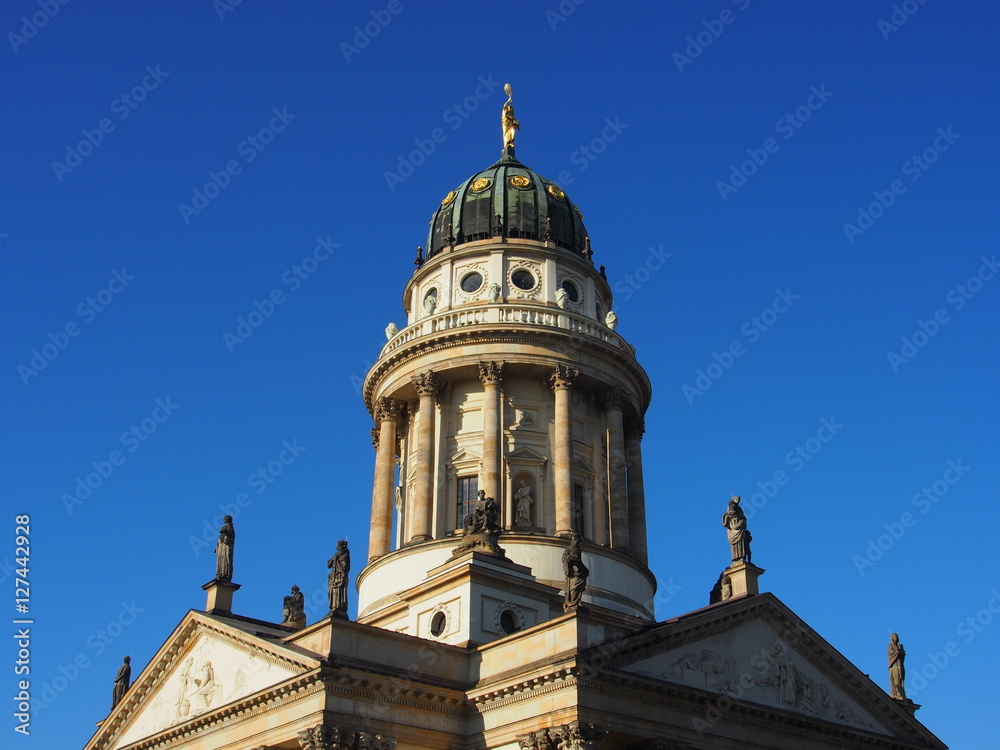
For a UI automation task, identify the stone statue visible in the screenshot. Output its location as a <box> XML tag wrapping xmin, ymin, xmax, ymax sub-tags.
<box><xmin>555</xmin><ymin>287</ymin><xmax>569</xmax><ymax>309</ymax></box>
<box><xmin>502</xmin><ymin>83</ymin><xmax>520</xmax><ymax>149</ymax></box>
<box><xmin>888</xmin><ymin>633</ymin><xmax>906</xmax><ymax>700</ymax></box>
<box><xmin>466</xmin><ymin>489</ymin><xmax>502</xmax><ymax>535</ymax></box>
<box><xmin>605</xmin><ymin>310</ymin><xmax>618</xmax><ymax>330</ymax></box>
<box><xmin>112</xmin><ymin>656</ymin><xmax>131</xmax><ymax>708</ymax></box>
<box><xmin>488</xmin><ymin>282</ymin><xmax>501</xmax><ymax>302</ymax></box>
<box><xmin>562</xmin><ymin>533</ymin><xmax>589</xmax><ymax>611</ymax></box>
<box><xmin>722</xmin><ymin>496</ymin><xmax>752</xmax><ymax>564</ymax></box>
<box><xmin>514</xmin><ymin>480</ymin><xmax>533</xmax><ymax>525</ymax></box>
<box><xmin>281</xmin><ymin>585</ymin><xmax>306</xmax><ymax>629</ymax></box>
<box><xmin>328</xmin><ymin>540</ymin><xmax>351</xmax><ymax>618</ymax></box>
<box><xmin>215</xmin><ymin>515</ymin><xmax>235</xmax><ymax>581</ymax></box>
<box><xmin>384</xmin><ymin>322</ymin><xmax>398</xmax><ymax>341</ymax></box>
<box><xmin>423</xmin><ymin>293</ymin><xmax>437</xmax><ymax>315</ymax></box>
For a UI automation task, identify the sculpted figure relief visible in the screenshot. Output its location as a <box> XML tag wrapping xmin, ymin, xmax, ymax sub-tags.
<box><xmin>112</xmin><ymin>656</ymin><xmax>131</xmax><ymax>708</ymax></box>
<box><xmin>722</xmin><ymin>496</ymin><xmax>752</xmax><ymax>564</ymax></box>
<box><xmin>562</xmin><ymin>533</ymin><xmax>589</xmax><ymax>611</ymax></box>
<box><xmin>215</xmin><ymin>515</ymin><xmax>235</xmax><ymax>581</ymax></box>
<box><xmin>465</xmin><ymin>489</ymin><xmax>502</xmax><ymax>535</ymax></box>
<box><xmin>328</xmin><ymin>540</ymin><xmax>351</xmax><ymax>618</ymax></box>
<box><xmin>513</xmin><ymin>480</ymin><xmax>533</xmax><ymax>525</ymax></box>
<box><xmin>282</xmin><ymin>585</ymin><xmax>306</xmax><ymax>629</ymax></box>
<box><xmin>888</xmin><ymin>633</ymin><xmax>906</xmax><ymax>700</ymax></box>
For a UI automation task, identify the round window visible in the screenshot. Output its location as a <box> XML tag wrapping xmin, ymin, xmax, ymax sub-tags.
<box><xmin>430</xmin><ymin>611</ymin><xmax>447</xmax><ymax>637</ymax></box>
<box><xmin>511</xmin><ymin>270</ymin><xmax>536</xmax><ymax>291</ymax></box>
<box><xmin>461</xmin><ymin>272</ymin><xmax>484</xmax><ymax>293</ymax></box>
<box><xmin>561</xmin><ymin>279</ymin><xmax>580</xmax><ymax>303</ymax></box>
<box><xmin>498</xmin><ymin>609</ymin><xmax>521</xmax><ymax>635</ymax></box>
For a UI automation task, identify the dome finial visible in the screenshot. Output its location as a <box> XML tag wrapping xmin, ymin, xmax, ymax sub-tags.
<box><xmin>502</xmin><ymin>83</ymin><xmax>520</xmax><ymax>153</ymax></box>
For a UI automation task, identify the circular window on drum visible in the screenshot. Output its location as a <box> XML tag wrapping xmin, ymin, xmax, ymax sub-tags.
<box><xmin>511</xmin><ymin>269</ymin><xmax>536</xmax><ymax>291</ymax></box>
<box><xmin>561</xmin><ymin>279</ymin><xmax>580</xmax><ymax>303</ymax></box>
<box><xmin>460</xmin><ymin>271</ymin><xmax>484</xmax><ymax>293</ymax></box>
<box><xmin>494</xmin><ymin>603</ymin><xmax>525</xmax><ymax>636</ymax></box>
<box><xmin>429</xmin><ymin>609</ymin><xmax>448</xmax><ymax>638</ymax></box>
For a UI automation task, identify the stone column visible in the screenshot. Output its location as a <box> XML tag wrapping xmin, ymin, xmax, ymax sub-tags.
<box><xmin>369</xmin><ymin>398</ymin><xmax>401</xmax><ymax>561</ymax></box>
<box><xmin>479</xmin><ymin>361</ymin><xmax>505</xmax><ymax>502</ymax></box>
<box><xmin>549</xmin><ymin>365</ymin><xmax>579</xmax><ymax>537</ymax></box>
<box><xmin>410</xmin><ymin>371</ymin><xmax>441</xmax><ymax>541</ymax></box>
<box><xmin>605</xmin><ymin>387</ymin><xmax>630</xmax><ymax>550</ymax></box>
<box><xmin>625</xmin><ymin>417</ymin><xmax>648</xmax><ymax>565</ymax></box>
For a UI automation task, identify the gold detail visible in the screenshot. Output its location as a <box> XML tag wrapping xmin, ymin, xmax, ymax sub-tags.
<box><xmin>441</xmin><ymin>191</ymin><xmax>456</xmax><ymax>206</ymax></box>
<box><xmin>574</xmin><ymin>204</ymin><xmax>584</xmax><ymax>220</ymax></box>
<box><xmin>471</xmin><ymin>178</ymin><xmax>491</xmax><ymax>192</ymax></box>
<box><xmin>502</xmin><ymin>83</ymin><xmax>520</xmax><ymax>149</ymax></box>
<box><xmin>547</xmin><ymin>184</ymin><xmax>566</xmax><ymax>200</ymax></box>
<box><xmin>509</xmin><ymin>175</ymin><xmax>531</xmax><ymax>189</ymax></box>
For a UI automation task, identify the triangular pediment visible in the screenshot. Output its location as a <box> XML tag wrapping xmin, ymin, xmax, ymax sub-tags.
<box><xmin>87</xmin><ymin>611</ymin><xmax>320</xmax><ymax>750</ymax></box>
<box><xmin>608</xmin><ymin>594</ymin><xmax>945</xmax><ymax>749</ymax></box>
<box><xmin>506</xmin><ymin>446</ymin><xmax>546</xmax><ymax>462</ymax></box>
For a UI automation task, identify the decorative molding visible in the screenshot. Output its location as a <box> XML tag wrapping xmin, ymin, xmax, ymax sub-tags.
<box><xmin>412</xmin><ymin>371</ymin><xmax>443</xmax><ymax>398</ymax></box>
<box><xmin>374</xmin><ymin>398</ymin><xmax>403</xmax><ymax>423</ymax></box>
<box><xmin>517</xmin><ymin>721</ymin><xmax>608</xmax><ymax>750</ymax></box>
<box><xmin>549</xmin><ymin>364</ymin><xmax>580</xmax><ymax>390</ymax></box>
<box><xmin>603</xmin><ymin>386</ymin><xmax>630</xmax><ymax>410</ymax></box>
<box><xmin>297</xmin><ymin>724</ymin><xmax>397</xmax><ymax>750</ymax></box>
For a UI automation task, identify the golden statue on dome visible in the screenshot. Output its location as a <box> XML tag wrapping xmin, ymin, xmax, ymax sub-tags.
<box><xmin>502</xmin><ymin>83</ymin><xmax>520</xmax><ymax>149</ymax></box>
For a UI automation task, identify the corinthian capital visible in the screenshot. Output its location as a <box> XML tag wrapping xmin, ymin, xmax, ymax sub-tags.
<box><xmin>548</xmin><ymin>364</ymin><xmax>580</xmax><ymax>390</ymax></box>
<box><xmin>603</xmin><ymin>386</ymin><xmax>629</xmax><ymax>411</ymax></box>
<box><xmin>478</xmin><ymin>360</ymin><xmax>506</xmax><ymax>385</ymax></box>
<box><xmin>374</xmin><ymin>398</ymin><xmax>403</xmax><ymax>423</ymax></box>
<box><xmin>297</xmin><ymin>725</ymin><xmax>342</xmax><ymax>750</ymax></box>
<box><xmin>412</xmin><ymin>371</ymin><xmax>443</xmax><ymax>398</ymax></box>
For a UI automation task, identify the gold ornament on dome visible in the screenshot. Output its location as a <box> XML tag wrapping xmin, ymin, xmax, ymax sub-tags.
<box><xmin>547</xmin><ymin>184</ymin><xmax>566</xmax><ymax>200</ymax></box>
<box><xmin>441</xmin><ymin>190</ymin><xmax>456</xmax><ymax>206</ymax></box>
<box><xmin>508</xmin><ymin>175</ymin><xmax>531</xmax><ymax>189</ymax></box>
<box><xmin>574</xmin><ymin>204</ymin><xmax>584</xmax><ymax>219</ymax></box>
<box><xmin>502</xmin><ymin>83</ymin><xmax>520</xmax><ymax>149</ymax></box>
<box><xmin>471</xmin><ymin>177</ymin><xmax>491</xmax><ymax>192</ymax></box>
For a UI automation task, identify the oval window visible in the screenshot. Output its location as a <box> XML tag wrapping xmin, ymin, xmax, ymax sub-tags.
<box><xmin>499</xmin><ymin>609</ymin><xmax>521</xmax><ymax>635</ymax></box>
<box><xmin>461</xmin><ymin>272</ymin><xmax>484</xmax><ymax>293</ymax></box>
<box><xmin>511</xmin><ymin>270</ymin><xmax>536</xmax><ymax>291</ymax></box>
<box><xmin>561</xmin><ymin>279</ymin><xmax>580</xmax><ymax>302</ymax></box>
<box><xmin>430</xmin><ymin>611</ymin><xmax>447</xmax><ymax>637</ymax></box>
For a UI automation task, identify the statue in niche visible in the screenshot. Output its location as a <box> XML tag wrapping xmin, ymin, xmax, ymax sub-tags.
<box><xmin>215</xmin><ymin>515</ymin><xmax>235</xmax><ymax>581</ymax></box>
<box><xmin>722</xmin><ymin>496</ymin><xmax>752</xmax><ymax>564</ymax></box>
<box><xmin>384</xmin><ymin>322</ymin><xmax>398</xmax><ymax>341</ymax></box>
<box><xmin>888</xmin><ymin>633</ymin><xmax>906</xmax><ymax>700</ymax></box>
<box><xmin>605</xmin><ymin>310</ymin><xmax>618</xmax><ymax>330</ymax></box>
<box><xmin>328</xmin><ymin>540</ymin><xmax>351</xmax><ymax>618</ymax></box>
<box><xmin>514</xmin><ymin>480</ymin><xmax>533</xmax><ymax>525</ymax></box>
<box><xmin>111</xmin><ymin>656</ymin><xmax>131</xmax><ymax>708</ymax></box>
<box><xmin>281</xmin><ymin>585</ymin><xmax>306</xmax><ymax>629</ymax></box>
<box><xmin>562</xmin><ymin>533</ymin><xmax>589</xmax><ymax>611</ymax></box>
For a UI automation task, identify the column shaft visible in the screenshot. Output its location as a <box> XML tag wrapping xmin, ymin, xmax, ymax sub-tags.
<box><xmin>479</xmin><ymin>362</ymin><xmax>504</xmax><ymax>502</ymax></box>
<box><xmin>410</xmin><ymin>372</ymin><xmax>439</xmax><ymax>541</ymax></box>
<box><xmin>550</xmin><ymin>366</ymin><xmax>578</xmax><ymax>537</ymax></box>
<box><xmin>369</xmin><ymin>400</ymin><xmax>399</xmax><ymax>560</ymax></box>
<box><xmin>626</xmin><ymin>424</ymin><xmax>648</xmax><ymax>564</ymax></box>
<box><xmin>606</xmin><ymin>389</ymin><xmax>629</xmax><ymax>549</ymax></box>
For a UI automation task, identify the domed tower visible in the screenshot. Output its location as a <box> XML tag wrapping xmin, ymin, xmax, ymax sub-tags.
<box><xmin>358</xmin><ymin>87</ymin><xmax>654</xmax><ymax>644</ymax></box>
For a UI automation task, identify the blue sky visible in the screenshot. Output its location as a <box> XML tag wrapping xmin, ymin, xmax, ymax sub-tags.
<box><xmin>3</xmin><ymin>1</ymin><xmax>998</xmax><ymax>747</ymax></box>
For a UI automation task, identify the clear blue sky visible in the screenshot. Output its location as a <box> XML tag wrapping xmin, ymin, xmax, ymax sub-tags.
<box><xmin>4</xmin><ymin>1</ymin><xmax>997</xmax><ymax>747</ymax></box>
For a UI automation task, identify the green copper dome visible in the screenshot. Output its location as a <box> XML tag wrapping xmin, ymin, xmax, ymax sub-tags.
<box><xmin>425</xmin><ymin>148</ymin><xmax>591</xmax><ymax>261</ymax></box>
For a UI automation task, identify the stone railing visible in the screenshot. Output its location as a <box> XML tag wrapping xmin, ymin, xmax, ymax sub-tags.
<box><xmin>380</xmin><ymin>305</ymin><xmax>635</xmax><ymax>358</ymax></box>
